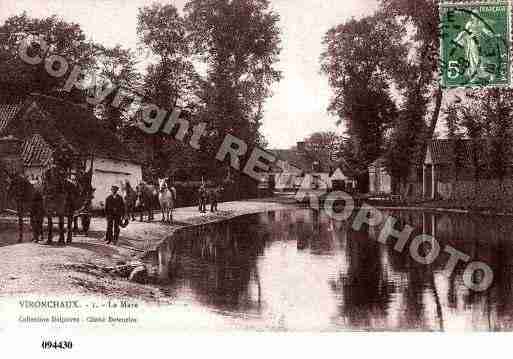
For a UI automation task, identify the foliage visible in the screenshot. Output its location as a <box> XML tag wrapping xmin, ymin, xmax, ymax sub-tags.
<box><xmin>380</xmin><ymin>0</ymin><xmax>442</xmax><ymax>138</ymax></box>
<box><xmin>138</xmin><ymin>3</ymin><xmax>198</xmax><ymax>108</ymax></box>
<box><xmin>0</xmin><ymin>12</ymin><xmax>97</xmax><ymax>98</ymax></box>
<box><xmin>185</xmin><ymin>0</ymin><xmax>281</xmax><ymax>145</ymax></box>
<box><xmin>448</xmin><ymin>89</ymin><xmax>513</xmax><ymax>182</ymax></box>
<box><xmin>184</xmin><ymin>0</ymin><xmax>282</xmax><ymax>189</ymax></box>
<box><xmin>299</xmin><ymin>131</ymin><xmax>342</xmax><ymax>171</ymax></box>
<box><xmin>378</xmin><ymin>0</ymin><xmax>444</xmax><ymax>188</ymax></box>
<box><xmin>94</xmin><ymin>44</ymin><xmax>142</xmax><ymax>131</ymax></box>
<box><xmin>321</xmin><ymin>14</ymin><xmax>403</xmax><ymax>175</ymax></box>
<box><xmin>134</xmin><ymin>3</ymin><xmax>199</xmax><ymax>178</ymax></box>
<box><xmin>1</xmin><ymin>3</ymin><xmax>281</xmax><ymax>196</ymax></box>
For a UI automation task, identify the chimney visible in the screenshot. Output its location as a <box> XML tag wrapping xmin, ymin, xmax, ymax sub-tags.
<box><xmin>297</xmin><ymin>141</ymin><xmax>305</xmax><ymax>152</ymax></box>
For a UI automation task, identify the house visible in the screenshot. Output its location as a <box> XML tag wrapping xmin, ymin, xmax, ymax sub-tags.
<box><xmin>369</xmin><ymin>158</ymin><xmax>392</xmax><ymax>195</ymax></box>
<box><xmin>423</xmin><ymin>138</ymin><xmax>513</xmax><ymax>200</ymax></box>
<box><xmin>269</xmin><ymin>144</ymin><xmax>356</xmax><ymax>192</ymax></box>
<box><xmin>0</xmin><ymin>93</ymin><xmax>143</xmax><ymax>210</ymax></box>
<box><xmin>268</xmin><ymin>148</ymin><xmax>309</xmax><ymax>190</ymax></box>
<box><xmin>327</xmin><ymin>165</ymin><xmax>357</xmax><ymax>192</ymax></box>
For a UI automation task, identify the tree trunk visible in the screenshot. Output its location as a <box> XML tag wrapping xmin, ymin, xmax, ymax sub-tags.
<box><xmin>427</xmin><ymin>86</ymin><xmax>443</xmax><ymax>139</ymax></box>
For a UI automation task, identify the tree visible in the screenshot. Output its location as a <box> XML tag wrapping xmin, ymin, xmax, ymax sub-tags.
<box><xmin>185</xmin><ymin>0</ymin><xmax>282</xmax><ymax>193</ymax></box>
<box><xmin>456</xmin><ymin>102</ymin><xmax>486</xmax><ymax>191</ymax></box>
<box><xmin>448</xmin><ymin>89</ymin><xmax>513</xmax><ymax>202</ymax></box>
<box><xmin>445</xmin><ymin>104</ymin><xmax>463</xmax><ymax>140</ymax></box>
<box><xmin>94</xmin><ymin>44</ymin><xmax>142</xmax><ymax>132</ymax></box>
<box><xmin>444</xmin><ymin>104</ymin><xmax>465</xmax><ymax>191</ymax></box>
<box><xmin>321</xmin><ymin>14</ymin><xmax>404</xmax><ymax>187</ymax></box>
<box><xmin>185</xmin><ymin>0</ymin><xmax>281</xmax><ymax>145</ymax></box>
<box><xmin>384</xmin><ymin>110</ymin><xmax>427</xmax><ymax>189</ymax></box>
<box><xmin>380</xmin><ymin>0</ymin><xmax>443</xmax><ymax>140</ymax></box>
<box><xmin>377</xmin><ymin>0</ymin><xmax>445</xmax><ymax>194</ymax></box>
<box><xmin>474</xmin><ymin>89</ymin><xmax>513</xmax><ymax>185</ymax></box>
<box><xmin>138</xmin><ymin>3</ymin><xmax>197</xmax><ymax>108</ymax></box>
<box><xmin>299</xmin><ymin>131</ymin><xmax>342</xmax><ymax>171</ymax></box>
<box><xmin>136</xmin><ymin>3</ymin><xmax>198</xmax><ymax>178</ymax></box>
<box><xmin>0</xmin><ymin>12</ymin><xmax>97</xmax><ymax>98</ymax></box>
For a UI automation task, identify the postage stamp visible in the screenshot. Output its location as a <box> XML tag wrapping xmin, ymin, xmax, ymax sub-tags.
<box><xmin>440</xmin><ymin>1</ymin><xmax>511</xmax><ymax>88</ymax></box>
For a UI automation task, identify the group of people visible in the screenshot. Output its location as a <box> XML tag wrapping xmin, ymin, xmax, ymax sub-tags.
<box><xmin>104</xmin><ymin>180</ymin><xmax>224</xmax><ymax>244</ymax></box>
<box><xmin>198</xmin><ymin>183</ymin><xmax>223</xmax><ymax>213</ymax></box>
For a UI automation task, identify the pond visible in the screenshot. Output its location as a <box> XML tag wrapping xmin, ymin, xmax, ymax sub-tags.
<box><xmin>152</xmin><ymin>209</ymin><xmax>513</xmax><ymax>331</ymax></box>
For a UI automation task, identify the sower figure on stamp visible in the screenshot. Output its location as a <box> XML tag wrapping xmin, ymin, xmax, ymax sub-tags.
<box><xmin>105</xmin><ymin>185</ymin><xmax>125</xmax><ymax>244</ymax></box>
<box><xmin>453</xmin><ymin>16</ymin><xmax>496</xmax><ymax>82</ymax></box>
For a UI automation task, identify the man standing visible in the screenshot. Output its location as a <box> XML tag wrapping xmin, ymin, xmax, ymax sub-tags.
<box><xmin>105</xmin><ymin>185</ymin><xmax>125</xmax><ymax>244</ymax></box>
<box><xmin>30</xmin><ymin>189</ymin><xmax>45</xmax><ymax>243</ymax></box>
<box><xmin>198</xmin><ymin>183</ymin><xmax>207</xmax><ymax>213</ymax></box>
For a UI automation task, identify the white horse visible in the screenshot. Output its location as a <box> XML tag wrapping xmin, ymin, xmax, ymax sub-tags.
<box><xmin>158</xmin><ymin>178</ymin><xmax>176</xmax><ymax>223</ymax></box>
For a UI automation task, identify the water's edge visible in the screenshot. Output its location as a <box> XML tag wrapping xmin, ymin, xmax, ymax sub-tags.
<box><xmin>138</xmin><ymin>205</ymin><xmax>296</xmax><ymax>263</ymax></box>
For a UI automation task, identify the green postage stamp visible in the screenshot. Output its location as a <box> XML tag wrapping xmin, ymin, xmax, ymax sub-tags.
<box><xmin>440</xmin><ymin>1</ymin><xmax>511</xmax><ymax>88</ymax></box>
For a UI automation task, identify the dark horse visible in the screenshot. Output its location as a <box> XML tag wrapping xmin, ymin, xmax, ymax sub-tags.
<box><xmin>207</xmin><ymin>185</ymin><xmax>224</xmax><ymax>212</ymax></box>
<box><xmin>39</xmin><ymin>166</ymin><xmax>94</xmax><ymax>245</ymax></box>
<box><xmin>135</xmin><ymin>182</ymin><xmax>158</xmax><ymax>222</ymax></box>
<box><xmin>3</xmin><ymin>167</ymin><xmax>42</xmax><ymax>243</ymax></box>
<box><xmin>121</xmin><ymin>180</ymin><xmax>137</xmax><ymax>221</ymax></box>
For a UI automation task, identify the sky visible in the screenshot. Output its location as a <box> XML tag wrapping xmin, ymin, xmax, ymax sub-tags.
<box><xmin>0</xmin><ymin>0</ymin><xmax>379</xmax><ymax>149</ymax></box>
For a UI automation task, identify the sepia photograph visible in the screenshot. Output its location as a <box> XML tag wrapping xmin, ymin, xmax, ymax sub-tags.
<box><xmin>0</xmin><ymin>0</ymin><xmax>512</xmax><ymax>354</ymax></box>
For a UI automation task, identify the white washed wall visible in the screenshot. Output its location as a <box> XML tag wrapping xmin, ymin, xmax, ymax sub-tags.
<box><xmin>23</xmin><ymin>158</ymin><xmax>142</xmax><ymax>210</ymax></box>
<box><xmin>89</xmin><ymin>157</ymin><xmax>142</xmax><ymax>210</ymax></box>
<box><xmin>369</xmin><ymin>165</ymin><xmax>392</xmax><ymax>194</ymax></box>
<box><xmin>25</xmin><ymin>166</ymin><xmax>44</xmax><ymax>181</ymax></box>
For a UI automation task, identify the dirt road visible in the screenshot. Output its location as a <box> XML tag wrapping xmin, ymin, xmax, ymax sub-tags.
<box><xmin>0</xmin><ymin>201</ymin><xmax>293</xmax><ymax>301</ymax></box>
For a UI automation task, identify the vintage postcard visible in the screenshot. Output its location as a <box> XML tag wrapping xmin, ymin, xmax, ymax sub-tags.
<box><xmin>1</xmin><ymin>0</ymin><xmax>513</xmax><ymax>356</ymax></box>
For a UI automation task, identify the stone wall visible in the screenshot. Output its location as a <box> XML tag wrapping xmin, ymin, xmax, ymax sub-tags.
<box><xmin>437</xmin><ymin>179</ymin><xmax>513</xmax><ymax>204</ymax></box>
<box><xmin>400</xmin><ymin>181</ymin><xmax>423</xmax><ymax>199</ymax></box>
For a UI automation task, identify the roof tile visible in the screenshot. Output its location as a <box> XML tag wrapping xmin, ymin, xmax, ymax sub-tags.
<box><xmin>0</xmin><ymin>94</ymin><xmax>138</xmax><ymax>163</ymax></box>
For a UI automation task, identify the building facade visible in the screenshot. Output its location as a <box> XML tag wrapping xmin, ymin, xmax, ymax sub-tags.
<box><xmin>423</xmin><ymin>139</ymin><xmax>513</xmax><ymax>201</ymax></box>
<box><xmin>369</xmin><ymin>158</ymin><xmax>392</xmax><ymax>195</ymax></box>
<box><xmin>0</xmin><ymin>93</ymin><xmax>143</xmax><ymax>210</ymax></box>
<box><xmin>269</xmin><ymin>146</ymin><xmax>356</xmax><ymax>192</ymax></box>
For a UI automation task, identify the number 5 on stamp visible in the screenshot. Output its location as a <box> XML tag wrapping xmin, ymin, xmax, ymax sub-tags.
<box><xmin>440</xmin><ymin>1</ymin><xmax>511</xmax><ymax>88</ymax></box>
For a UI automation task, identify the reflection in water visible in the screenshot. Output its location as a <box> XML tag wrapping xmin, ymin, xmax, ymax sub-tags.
<box><xmin>153</xmin><ymin>209</ymin><xmax>513</xmax><ymax>331</ymax></box>
<box><xmin>331</xmin><ymin>227</ymin><xmax>394</xmax><ymax>330</ymax></box>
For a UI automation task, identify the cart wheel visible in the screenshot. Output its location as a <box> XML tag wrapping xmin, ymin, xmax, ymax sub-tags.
<box><xmin>81</xmin><ymin>214</ymin><xmax>91</xmax><ymax>235</ymax></box>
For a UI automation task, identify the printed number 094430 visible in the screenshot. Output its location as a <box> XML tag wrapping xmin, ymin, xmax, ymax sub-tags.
<box><xmin>41</xmin><ymin>341</ymin><xmax>73</xmax><ymax>350</ymax></box>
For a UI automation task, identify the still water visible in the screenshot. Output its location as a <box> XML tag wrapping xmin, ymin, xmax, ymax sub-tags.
<box><xmin>153</xmin><ymin>209</ymin><xmax>513</xmax><ymax>331</ymax></box>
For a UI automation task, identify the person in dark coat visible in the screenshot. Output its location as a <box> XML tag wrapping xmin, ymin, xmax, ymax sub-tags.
<box><xmin>105</xmin><ymin>185</ymin><xmax>125</xmax><ymax>244</ymax></box>
<box><xmin>30</xmin><ymin>189</ymin><xmax>45</xmax><ymax>243</ymax></box>
<box><xmin>198</xmin><ymin>183</ymin><xmax>207</xmax><ymax>213</ymax></box>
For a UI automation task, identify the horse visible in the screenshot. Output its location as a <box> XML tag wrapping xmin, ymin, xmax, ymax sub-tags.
<box><xmin>135</xmin><ymin>181</ymin><xmax>158</xmax><ymax>222</ymax></box>
<box><xmin>207</xmin><ymin>185</ymin><xmax>224</xmax><ymax>212</ymax></box>
<box><xmin>158</xmin><ymin>178</ymin><xmax>176</xmax><ymax>223</ymax></box>
<box><xmin>39</xmin><ymin>166</ymin><xmax>94</xmax><ymax>245</ymax></box>
<box><xmin>121</xmin><ymin>180</ymin><xmax>137</xmax><ymax>221</ymax></box>
<box><xmin>3</xmin><ymin>168</ymin><xmax>43</xmax><ymax>243</ymax></box>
